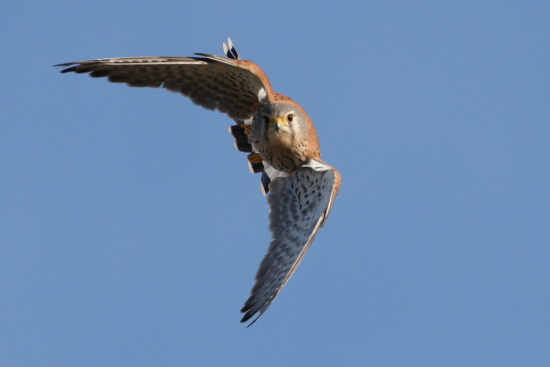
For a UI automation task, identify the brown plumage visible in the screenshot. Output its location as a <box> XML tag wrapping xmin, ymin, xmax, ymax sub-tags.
<box><xmin>57</xmin><ymin>38</ymin><xmax>341</xmax><ymax>325</ymax></box>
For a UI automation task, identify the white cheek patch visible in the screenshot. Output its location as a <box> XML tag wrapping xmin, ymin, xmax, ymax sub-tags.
<box><xmin>257</xmin><ymin>87</ymin><xmax>267</xmax><ymax>103</ymax></box>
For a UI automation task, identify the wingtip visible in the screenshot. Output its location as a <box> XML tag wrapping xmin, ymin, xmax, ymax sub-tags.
<box><xmin>245</xmin><ymin>316</ymin><xmax>260</xmax><ymax>328</ymax></box>
<box><xmin>240</xmin><ymin>311</ymin><xmax>262</xmax><ymax>327</ymax></box>
<box><xmin>53</xmin><ymin>62</ymin><xmax>76</xmax><ymax>72</ymax></box>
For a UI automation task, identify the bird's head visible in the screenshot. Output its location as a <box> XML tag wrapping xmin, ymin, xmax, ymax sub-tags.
<box><xmin>255</xmin><ymin>103</ymin><xmax>307</xmax><ymax>145</ymax></box>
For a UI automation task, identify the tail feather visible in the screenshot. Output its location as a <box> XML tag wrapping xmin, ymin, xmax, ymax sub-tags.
<box><xmin>223</xmin><ymin>38</ymin><xmax>240</xmax><ymax>60</ymax></box>
<box><xmin>224</xmin><ymin>38</ymin><xmax>284</xmax><ymax>195</ymax></box>
<box><xmin>229</xmin><ymin>124</ymin><xmax>252</xmax><ymax>153</ymax></box>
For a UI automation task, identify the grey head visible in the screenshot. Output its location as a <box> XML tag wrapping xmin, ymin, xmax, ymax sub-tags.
<box><xmin>253</xmin><ymin>103</ymin><xmax>308</xmax><ymax>145</ymax></box>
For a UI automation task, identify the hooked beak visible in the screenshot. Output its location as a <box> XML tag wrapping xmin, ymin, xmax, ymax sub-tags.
<box><xmin>270</xmin><ymin>117</ymin><xmax>286</xmax><ymax>132</ymax></box>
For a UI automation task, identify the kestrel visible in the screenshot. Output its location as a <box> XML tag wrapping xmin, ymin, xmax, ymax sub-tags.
<box><xmin>57</xmin><ymin>39</ymin><xmax>341</xmax><ymax>325</ymax></box>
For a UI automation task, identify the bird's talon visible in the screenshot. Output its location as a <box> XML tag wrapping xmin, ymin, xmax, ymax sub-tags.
<box><xmin>248</xmin><ymin>153</ymin><xmax>262</xmax><ymax>164</ymax></box>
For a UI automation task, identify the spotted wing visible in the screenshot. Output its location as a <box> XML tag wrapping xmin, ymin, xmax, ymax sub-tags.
<box><xmin>240</xmin><ymin>159</ymin><xmax>341</xmax><ymax>325</ymax></box>
<box><xmin>57</xmin><ymin>54</ymin><xmax>274</xmax><ymax>121</ymax></box>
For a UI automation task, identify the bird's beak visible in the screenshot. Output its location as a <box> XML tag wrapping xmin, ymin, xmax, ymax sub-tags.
<box><xmin>271</xmin><ymin>117</ymin><xmax>286</xmax><ymax>132</ymax></box>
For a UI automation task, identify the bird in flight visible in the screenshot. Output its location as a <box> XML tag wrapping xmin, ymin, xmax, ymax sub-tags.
<box><xmin>57</xmin><ymin>38</ymin><xmax>341</xmax><ymax>326</ymax></box>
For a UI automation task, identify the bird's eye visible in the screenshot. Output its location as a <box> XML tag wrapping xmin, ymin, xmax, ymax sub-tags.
<box><xmin>287</xmin><ymin>114</ymin><xmax>294</xmax><ymax>122</ymax></box>
<box><xmin>263</xmin><ymin>115</ymin><xmax>270</xmax><ymax>124</ymax></box>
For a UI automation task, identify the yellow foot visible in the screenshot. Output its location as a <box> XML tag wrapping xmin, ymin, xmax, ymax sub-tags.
<box><xmin>247</xmin><ymin>153</ymin><xmax>262</xmax><ymax>164</ymax></box>
<box><xmin>241</xmin><ymin>124</ymin><xmax>252</xmax><ymax>135</ymax></box>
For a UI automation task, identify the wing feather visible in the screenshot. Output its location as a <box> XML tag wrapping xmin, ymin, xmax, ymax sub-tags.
<box><xmin>56</xmin><ymin>55</ymin><xmax>273</xmax><ymax>120</ymax></box>
<box><xmin>240</xmin><ymin>160</ymin><xmax>340</xmax><ymax>325</ymax></box>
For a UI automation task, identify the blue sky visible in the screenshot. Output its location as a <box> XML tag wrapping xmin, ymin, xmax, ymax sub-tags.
<box><xmin>1</xmin><ymin>1</ymin><xmax>549</xmax><ymax>366</ymax></box>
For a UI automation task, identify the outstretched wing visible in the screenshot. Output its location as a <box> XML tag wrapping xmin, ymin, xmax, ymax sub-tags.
<box><xmin>57</xmin><ymin>54</ymin><xmax>274</xmax><ymax>121</ymax></box>
<box><xmin>241</xmin><ymin>159</ymin><xmax>341</xmax><ymax>325</ymax></box>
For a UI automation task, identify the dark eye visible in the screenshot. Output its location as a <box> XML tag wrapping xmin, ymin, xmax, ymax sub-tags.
<box><xmin>287</xmin><ymin>114</ymin><xmax>294</xmax><ymax>122</ymax></box>
<box><xmin>263</xmin><ymin>115</ymin><xmax>270</xmax><ymax>124</ymax></box>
